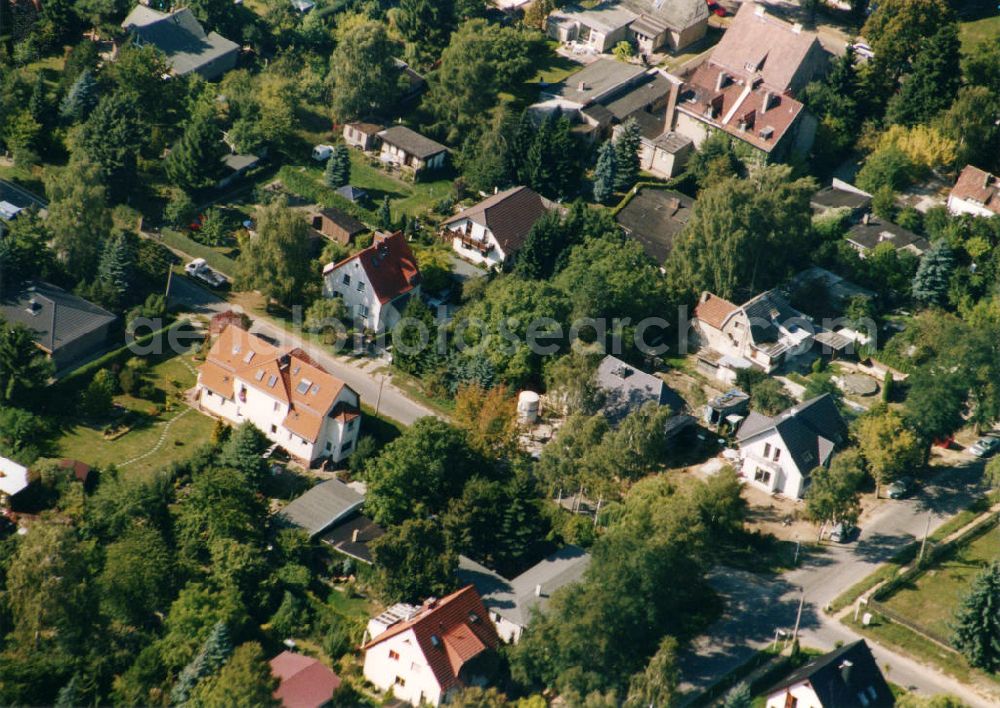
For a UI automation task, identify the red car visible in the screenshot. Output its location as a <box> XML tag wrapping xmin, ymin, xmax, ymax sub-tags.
<box><xmin>188</xmin><ymin>213</ymin><xmax>206</xmax><ymax>231</ymax></box>
<box><xmin>706</xmin><ymin>0</ymin><xmax>727</xmax><ymax>16</ymax></box>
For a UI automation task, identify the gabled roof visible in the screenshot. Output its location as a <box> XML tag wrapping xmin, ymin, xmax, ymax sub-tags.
<box><xmin>121</xmin><ymin>6</ymin><xmax>239</xmax><ymax>78</ymax></box>
<box><xmin>376</xmin><ymin>126</ymin><xmax>447</xmax><ymax>160</ymax></box>
<box><xmin>737</xmin><ymin>394</ymin><xmax>845</xmax><ymax>473</ymax></box>
<box><xmin>765</xmin><ymin>640</ymin><xmax>894</xmax><ymax>708</ymax></box>
<box><xmin>363</xmin><ymin>586</ymin><xmax>499</xmax><ymax>692</ymax></box>
<box><xmin>199</xmin><ymin>326</ymin><xmax>355</xmax><ymax>443</ymax></box>
<box><xmin>457</xmin><ymin>546</ymin><xmax>592</xmax><ymax>628</ymax></box>
<box><xmin>708</xmin><ymin>2</ymin><xmax>823</xmax><ymax>92</ymax></box>
<box><xmin>950</xmin><ymin>164</ymin><xmax>1000</xmax><ymax>215</ymax></box>
<box><xmin>619</xmin><ymin>0</ymin><xmax>709</xmax><ymax>32</ymax></box>
<box><xmin>442</xmin><ymin>186</ymin><xmax>553</xmax><ymax>255</ymax></box>
<box><xmin>847</xmin><ymin>217</ymin><xmax>931</xmax><ymax>256</ymax></box>
<box><xmin>270</xmin><ymin>651</ymin><xmax>341</xmax><ymax>708</ymax></box>
<box><xmin>1</xmin><ymin>281</ymin><xmax>116</xmax><ymax>356</ymax></box>
<box><xmin>278</xmin><ymin>479</ymin><xmax>364</xmax><ymax>537</ymax></box>
<box><xmin>615</xmin><ymin>187</ymin><xmax>694</xmax><ymax>263</ymax></box>
<box><xmin>695</xmin><ymin>292</ymin><xmax>739</xmax><ymax>330</ymax></box>
<box><xmin>324</xmin><ymin>231</ymin><xmax>421</xmax><ymax>305</ymax></box>
<box><xmin>0</xmin><ymin>456</ymin><xmax>30</xmax><ymax>497</ymax></box>
<box><xmin>314</xmin><ymin>207</ymin><xmax>367</xmax><ymax>236</ymax></box>
<box><xmin>595</xmin><ymin>354</ymin><xmax>684</xmax><ymax>422</ymax></box>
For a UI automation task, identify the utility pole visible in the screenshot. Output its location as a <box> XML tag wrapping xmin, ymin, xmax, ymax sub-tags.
<box><xmin>791</xmin><ymin>589</ymin><xmax>805</xmax><ymax>646</ymax></box>
<box><xmin>374</xmin><ymin>375</ymin><xmax>385</xmax><ymax>417</ymax></box>
<box><xmin>918</xmin><ymin>511</ymin><xmax>933</xmax><ymax>566</ymax></box>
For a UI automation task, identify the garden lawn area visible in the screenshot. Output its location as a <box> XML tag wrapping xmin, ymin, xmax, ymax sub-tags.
<box><xmin>160</xmin><ymin>229</ymin><xmax>238</xmax><ymax>276</ymax></box>
<box><xmin>346</xmin><ymin>151</ymin><xmax>452</xmax><ymax>218</ymax></box>
<box><xmin>55</xmin><ymin>349</ymin><xmax>216</xmax><ymax>478</ymax></box>
<box><xmin>881</xmin><ymin>523</ymin><xmax>1000</xmax><ymax>638</ymax></box>
<box><xmin>959</xmin><ymin>14</ymin><xmax>1000</xmax><ymax>54</ymax></box>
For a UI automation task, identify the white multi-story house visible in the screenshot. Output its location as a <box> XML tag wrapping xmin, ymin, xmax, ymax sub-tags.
<box><xmin>362</xmin><ymin>586</ymin><xmax>499</xmax><ymax>707</ymax></box>
<box><xmin>442</xmin><ymin>186</ymin><xmax>554</xmax><ymax>269</ymax></box>
<box><xmin>736</xmin><ymin>394</ymin><xmax>845</xmax><ymax>499</ymax></box>
<box><xmin>196</xmin><ymin>326</ymin><xmax>361</xmax><ymax>466</ymax></box>
<box><xmin>947</xmin><ymin>165</ymin><xmax>1000</xmax><ymax>218</ymax></box>
<box><xmin>322</xmin><ymin>231</ymin><xmax>421</xmax><ymax>332</ymax></box>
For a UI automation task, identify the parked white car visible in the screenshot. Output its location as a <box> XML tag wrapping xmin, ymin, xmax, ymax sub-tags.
<box><xmin>851</xmin><ymin>41</ymin><xmax>874</xmax><ymax>60</ymax></box>
<box><xmin>184</xmin><ymin>258</ymin><xmax>228</xmax><ymax>288</ymax></box>
<box><xmin>312</xmin><ymin>144</ymin><xmax>334</xmax><ymax>161</ymax></box>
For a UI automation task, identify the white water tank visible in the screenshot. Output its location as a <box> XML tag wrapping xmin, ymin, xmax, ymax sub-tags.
<box><xmin>517</xmin><ymin>390</ymin><xmax>540</xmax><ymax>423</ymax></box>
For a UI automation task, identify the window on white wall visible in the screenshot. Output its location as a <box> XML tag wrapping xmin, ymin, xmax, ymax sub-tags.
<box><xmin>356</xmin><ymin>281</ymin><xmax>364</xmax><ymax>291</ymax></box>
<box><xmin>342</xmin><ymin>274</ymin><xmax>350</xmax><ymax>285</ymax></box>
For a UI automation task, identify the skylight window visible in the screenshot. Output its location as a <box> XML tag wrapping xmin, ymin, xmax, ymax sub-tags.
<box><xmin>310</xmin><ymin>384</ymin><xmax>320</xmax><ymax>395</ymax></box>
<box><xmin>430</xmin><ymin>635</ymin><xmax>441</xmax><ymax>648</ymax></box>
<box><xmin>243</xmin><ymin>351</ymin><xmax>255</xmax><ymax>364</ymax></box>
<box><xmin>267</xmin><ymin>375</ymin><xmax>278</xmax><ymax>388</ymax></box>
<box><xmin>296</xmin><ymin>379</ymin><xmax>312</xmax><ymax>395</ymax></box>
<box><xmin>255</xmin><ymin>370</ymin><xmax>265</xmax><ymax>381</ymax></box>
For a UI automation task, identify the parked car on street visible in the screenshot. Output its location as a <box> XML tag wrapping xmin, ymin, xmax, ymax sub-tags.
<box><xmin>184</xmin><ymin>258</ymin><xmax>228</xmax><ymax>288</ymax></box>
<box><xmin>887</xmin><ymin>476</ymin><xmax>914</xmax><ymax>499</ymax></box>
<box><xmin>968</xmin><ymin>435</ymin><xmax>1000</xmax><ymax>457</ymax></box>
<box><xmin>829</xmin><ymin>522</ymin><xmax>858</xmax><ymax>543</ymax></box>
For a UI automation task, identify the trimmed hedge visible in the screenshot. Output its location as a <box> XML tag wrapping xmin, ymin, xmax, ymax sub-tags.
<box><xmin>277</xmin><ymin>166</ymin><xmax>377</xmax><ymax>225</ymax></box>
<box><xmin>612</xmin><ymin>172</ymin><xmax>699</xmax><ymax>216</ymax></box>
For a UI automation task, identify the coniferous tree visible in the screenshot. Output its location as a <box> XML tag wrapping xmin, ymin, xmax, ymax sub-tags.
<box><xmin>952</xmin><ymin>562</ymin><xmax>1000</xmax><ymax>671</ymax></box>
<box><xmin>78</xmin><ymin>92</ymin><xmax>146</xmax><ymax>194</ymax></box>
<box><xmin>886</xmin><ymin>23</ymin><xmax>962</xmax><ymax>126</ymax></box>
<box><xmin>911</xmin><ymin>240</ymin><xmax>955</xmax><ymax>306</ymax></box>
<box><xmin>323</xmin><ymin>146</ymin><xmax>350</xmax><ymax>188</ymax></box>
<box><xmin>0</xmin><ymin>0</ymin><xmax>13</xmax><ymax>58</ymax></box>
<box><xmin>723</xmin><ymin>681</ymin><xmax>752</xmax><ymax>708</ymax></box>
<box><xmin>29</xmin><ymin>74</ymin><xmax>48</xmax><ymax>125</ymax></box>
<box><xmin>221</xmin><ymin>422</ymin><xmax>270</xmax><ymax>484</ymax></box>
<box><xmin>97</xmin><ymin>231</ymin><xmax>138</xmax><ymax>307</ymax></box>
<box><xmin>170</xmin><ymin>621</ymin><xmax>234</xmax><ymax>704</ymax></box>
<box><xmin>60</xmin><ymin>69</ymin><xmax>98</xmax><ymax>122</ymax></box>
<box><xmin>54</xmin><ymin>675</ymin><xmax>82</xmax><ymax>708</ymax></box>
<box><xmin>392</xmin><ymin>297</ymin><xmax>440</xmax><ymax>375</ymax></box>
<box><xmin>613</xmin><ymin>117</ymin><xmax>641</xmax><ymax>191</ymax></box>
<box><xmin>165</xmin><ymin>107</ymin><xmax>226</xmax><ymax>192</ymax></box>
<box><xmin>592</xmin><ymin>140</ymin><xmax>617</xmax><ymax>203</ymax></box>
<box><xmin>515</xmin><ymin>211</ymin><xmax>567</xmax><ymax>280</ymax></box>
<box><xmin>377</xmin><ymin>195</ymin><xmax>392</xmax><ymax>230</ymax></box>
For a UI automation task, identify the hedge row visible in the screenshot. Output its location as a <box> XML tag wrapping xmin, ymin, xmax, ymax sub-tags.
<box><xmin>276</xmin><ymin>166</ymin><xmax>377</xmax><ymax>226</ymax></box>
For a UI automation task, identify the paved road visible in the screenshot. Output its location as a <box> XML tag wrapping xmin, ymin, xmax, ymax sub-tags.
<box><xmin>168</xmin><ymin>275</ymin><xmax>438</xmax><ymax>426</ymax></box>
<box><xmin>678</xmin><ymin>460</ymin><xmax>994</xmax><ymax>706</ymax></box>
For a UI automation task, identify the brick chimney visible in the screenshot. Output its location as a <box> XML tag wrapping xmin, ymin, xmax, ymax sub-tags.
<box><xmin>664</xmin><ymin>75</ymin><xmax>682</xmax><ymax>131</ymax></box>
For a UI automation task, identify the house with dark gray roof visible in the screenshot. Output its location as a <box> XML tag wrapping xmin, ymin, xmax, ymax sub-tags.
<box><xmin>764</xmin><ymin>639</ymin><xmax>893</xmax><ymax>708</ymax></box>
<box><xmin>615</xmin><ymin>187</ymin><xmax>694</xmax><ymax>264</ymax></box>
<box><xmin>0</xmin><ymin>179</ymin><xmax>47</xmax><ymax>236</ymax></box>
<box><xmin>736</xmin><ymin>393</ymin><xmax>845</xmax><ymax>499</ymax></box>
<box><xmin>1</xmin><ymin>281</ymin><xmax>116</xmax><ymax>373</ymax></box>
<box><xmin>596</xmin><ymin>354</ymin><xmax>686</xmax><ymax>423</ymax></box>
<box><xmin>121</xmin><ymin>6</ymin><xmax>239</xmax><ymax>81</ymax></box>
<box><xmin>457</xmin><ymin>546</ymin><xmax>591</xmax><ymax>643</ymax></box>
<box><xmin>441</xmin><ymin>186</ymin><xmax>555</xmax><ymax>269</ymax></box>
<box><xmin>811</xmin><ymin>179</ymin><xmax>872</xmax><ymax>220</ymax></box>
<box><xmin>846</xmin><ymin>215</ymin><xmax>930</xmax><ymax>259</ymax></box>
<box><xmin>376</xmin><ymin>126</ymin><xmax>447</xmax><ymax>175</ymax></box>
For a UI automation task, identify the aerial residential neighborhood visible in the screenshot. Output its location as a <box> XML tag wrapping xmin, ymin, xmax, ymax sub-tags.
<box><xmin>1</xmin><ymin>0</ymin><xmax>1000</xmax><ymax>705</ymax></box>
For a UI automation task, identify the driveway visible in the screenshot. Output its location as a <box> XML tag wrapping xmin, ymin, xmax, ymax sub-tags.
<box><xmin>678</xmin><ymin>459</ymin><xmax>992</xmax><ymax>705</ymax></box>
<box><xmin>168</xmin><ymin>275</ymin><xmax>438</xmax><ymax>426</ymax></box>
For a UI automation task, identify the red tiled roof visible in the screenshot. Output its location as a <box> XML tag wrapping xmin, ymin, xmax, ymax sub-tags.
<box><xmin>209</xmin><ymin>310</ymin><xmax>248</xmax><ymax>335</ymax></box>
<box><xmin>58</xmin><ymin>459</ymin><xmax>91</xmax><ymax>483</ymax></box>
<box><xmin>363</xmin><ymin>586</ymin><xmax>499</xmax><ymax>692</ymax></box>
<box><xmin>324</xmin><ymin>231</ymin><xmax>421</xmax><ymax>305</ymax></box>
<box><xmin>695</xmin><ymin>292</ymin><xmax>739</xmax><ymax>330</ymax></box>
<box><xmin>441</xmin><ymin>186</ymin><xmax>551</xmax><ymax>255</ymax></box>
<box><xmin>270</xmin><ymin>651</ymin><xmax>341</xmax><ymax>708</ymax></box>
<box><xmin>951</xmin><ymin>165</ymin><xmax>1000</xmax><ymax>215</ymax></box>
<box><xmin>198</xmin><ymin>326</ymin><xmax>355</xmax><ymax>443</ymax></box>
<box><xmin>678</xmin><ymin>64</ymin><xmax>805</xmax><ymax>153</ymax></box>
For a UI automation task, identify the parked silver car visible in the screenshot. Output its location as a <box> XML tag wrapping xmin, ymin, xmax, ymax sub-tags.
<box><xmin>967</xmin><ymin>435</ymin><xmax>1000</xmax><ymax>458</ymax></box>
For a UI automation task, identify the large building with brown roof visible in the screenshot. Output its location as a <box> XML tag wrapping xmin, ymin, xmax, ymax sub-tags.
<box><xmin>442</xmin><ymin>186</ymin><xmax>555</xmax><ymax>269</ymax></box>
<box><xmin>362</xmin><ymin>586</ymin><xmax>500</xmax><ymax>706</ymax></box>
<box><xmin>196</xmin><ymin>326</ymin><xmax>361</xmax><ymax>465</ymax></box>
<box><xmin>947</xmin><ymin>165</ymin><xmax>1000</xmax><ymax>218</ymax></box>
<box><xmin>322</xmin><ymin>231</ymin><xmax>422</xmax><ymax>332</ymax></box>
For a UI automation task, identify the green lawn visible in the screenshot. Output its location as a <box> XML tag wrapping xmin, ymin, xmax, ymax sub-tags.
<box><xmin>959</xmin><ymin>14</ymin><xmax>1000</xmax><ymax>54</ymax></box>
<box><xmin>346</xmin><ymin>151</ymin><xmax>452</xmax><ymax>218</ymax></box>
<box><xmin>160</xmin><ymin>229</ymin><xmax>238</xmax><ymax>276</ymax></box>
<box><xmin>55</xmin><ymin>350</ymin><xmax>216</xmax><ymax>478</ymax></box>
<box><xmin>882</xmin><ymin>524</ymin><xmax>1000</xmax><ymax>638</ymax></box>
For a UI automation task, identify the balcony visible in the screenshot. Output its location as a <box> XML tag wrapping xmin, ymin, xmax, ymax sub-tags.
<box><xmin>454</xmin><ymin>232</ymin><xmax>493</xmax><ymax>256</ymax></box>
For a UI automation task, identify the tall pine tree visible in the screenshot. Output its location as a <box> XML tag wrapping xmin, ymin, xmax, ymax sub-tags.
<box><xmin>911</xmin><ymin>239</ymin><xmax>954</xmax><ymax>307</ymax></box>
<box><xmin>323</xmin><ymin>146</ymin><xmax>351</xmax><ymax>188</ymax></box>
<box><xmin>592</xmin><ymin>140</ymin><xmax>618</xmax><ymax>203</ymax></box>
<box><xmin>886</xmin><ymin>22</ymin><xmax>962</xmax><ymax>126</ymax></box>
<box><xmin>60</xmin><ymin>69</ymin><xmax>98</xmax><ymax>122</ymax></box>
<box><xmin>171</xmin><ymin>621</ymin><xmax>234</xmax><ymax>704</ymax></box>
<box><xmin>97</xmin><ymin>231</ymin><xmax>138</xmax><ymax>306</ymax></box>
<box><xmin>952</xmin><ymin>562</ymin><xmax>1000</xmax><ymax>672</ymax></box>
<box><xmin>614</xmin><ymin>117</ymin><xmax>641</xmax><ymax>191</ymax></box>
<box><xmin>165</xmin><ymin>106</ymin><xmax>226</xmax><ymax>192</ymax></box>
<box><xmin>221</xmin><ymin>422</ymin><xmax>270</xmax><ymax>484</ymax></box>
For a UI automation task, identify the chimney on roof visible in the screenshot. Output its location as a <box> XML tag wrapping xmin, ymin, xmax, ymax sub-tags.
<box><xmin>535</xmin><ymin>584</ymin><xmax>543</xmax><ymax>597</ymax></box>
<box><xmin>351</xmin><ymin>528</ymin><xmax>360</xmax><ymax>542</ymax></box>
<box><xmin>578</xmin><ymin>80</ymin><xmax>588</xmax><ymax>92</ymax></box>
<box><xmin>754</xmin><ymin>3</ymin><xmax>766</xmax><ymax>16</ymax></box>
<box><xmin>862</xmin><ymin>213</ymin><xmax>871</xmax><ymax>225</ymax></box>
<box><xmin>664</xmin><ymin>76</ymin><xmax>681</xmax><ymax>131</ymax></box>
<box><xmin>279</xmin><ymin>353</ymin><xmax>290</xmax><ymax>370</ymax></box>
<box><xmin>762</xmin><ymin>91</ymin><xmax>774</xmax><ymax>112</ymax></box>
<box><xmin>715</xmin><ymin>71</ymin><xmax>729</xmax><ymax>91</ymax></box>
<box><xmin>792</xmin><ymin>22</ymin><xmax>802</xmax><ymax>34</ymax></box>
<box><xmin>839</xmin><ymin>659</ymin><xmax>854</xmax><ymax>686</ymax></box>
<box><xmin>986</xmin><ymin>172</ymin><xmax>993</xmax><ymax>189</ymax></box>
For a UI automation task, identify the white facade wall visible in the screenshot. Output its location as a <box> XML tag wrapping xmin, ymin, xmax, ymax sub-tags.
<box><xmin>324</xmin><ymin>259</ymin><xmax>383</xmax><ymax>331</ymax></box>
<box><xmin>739</xmin><ymin>433</ymin><xmax>805</xmax><ymax>499</ymax></box>
<box><xmin>490</xmin><ymin>612</ymin><xmax>523</xmax><ymax>644</ymax></box>
<box><xmin>765</xmin><ymin>682</ymin><xmax>821</xmax><ymax>708</ymax></box>
<box><xmin>446</xmin><ymin>218</ymin><xmax>507</xmax><ymax>269</ymax></box>
<box><xmin>196</xmin><ymin>380</ymin><xmax>360</xmax><ymax>464</ymax></box>
<box><xmin>947</xmin><ymin>195</ymin><xmax>997</xmax><ymax>219</ymax></box>
<box><xmin>363</xmin><ymin>629</ymin><xmax>444</xmax><ymax>707</ymax></box>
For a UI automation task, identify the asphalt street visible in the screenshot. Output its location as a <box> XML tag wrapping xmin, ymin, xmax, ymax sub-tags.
<box><xmin>678</xmin><ymin>461</ymin><xmax>994</xmax><ymax>706</ymax></box>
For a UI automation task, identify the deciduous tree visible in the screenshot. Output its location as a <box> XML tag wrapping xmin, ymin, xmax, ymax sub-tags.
<box><xmin>805</xmin><ymin>450</ymin><xmax>864</xmax><ymax>539</ymax></box>
<box><xmin>853</xmin><ymin>409</ymin><xmax>922</xmax><ymax>496</ymax></box>
<box><xmin>0</xmin><ymin>321</ymin><xmax>54</xmax><ymax>404</ymax></box>
<box><xmin>885</xmin><ymin>23</ymin><xmax>961</xmax><ymax>126</ymax></box>
<box><xmin>328</xmin><ymin>21</ymin><xmax>401</xmax><ymax>121</ymax></box>
<box><xmin>191</xmin><ymin>642</ymin><xmax>279</xmax><ymax>707</ymax></box>
<box><xmin>44</xmin><ymin>157</ymin><xmax>112</xmax><ymax>281</ymax></box>
<box><xmin>235</xmin><ymin>201</ymin><xmax>314</xmax><ymax>308</ymax></box>
<box><xmin>370</xmin><ymin>517</ymin><xmax>457</xmax><ymax>602</ymax></box>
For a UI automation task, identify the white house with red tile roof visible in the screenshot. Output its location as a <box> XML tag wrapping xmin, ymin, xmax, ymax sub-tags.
<box><xmin>362</xmin><ymin>586</ymin><xmax>500</xmax><ymax>707</ymax></box>
<box><xmin>269</xmin><ymin>651</ymin><xmax>341</xmax><ymax>708</ymax></box>
<box><xmin>948</xmin><ymin>165</ymin><xmax>1000</xmax><ymax>218</ymax></box>
<box><xmin>442</xmin><ymin>186</ymin><xmax>555</xmax><ymax>269</ymax></box>
<box><xmin>322</xmin><ymin>231</ymin><xmax>421</xmax><ymax>332</ymax></box>
<box><xmin>196</xmin><ymin>326</ymin><xmax>361</xmax><ymax>465</ymax></box>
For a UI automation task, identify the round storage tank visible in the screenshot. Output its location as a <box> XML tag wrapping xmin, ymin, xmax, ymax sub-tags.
<box><xmin>517</xmin><ymin>390</ymin><xmax>540</xmax><ymax>423</ymax></box>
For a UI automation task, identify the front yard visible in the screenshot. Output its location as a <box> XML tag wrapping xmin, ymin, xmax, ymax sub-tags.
<box><xmin>55</xmin><ymin>348</ymin><xmax>216</xmax><ymax>478</ymax></box>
